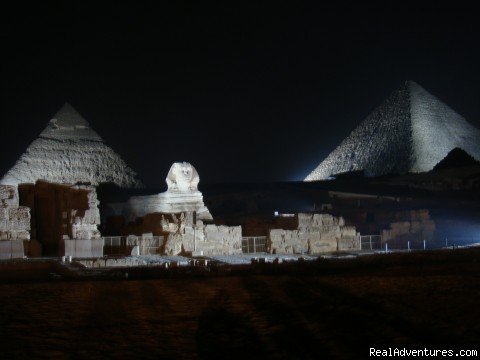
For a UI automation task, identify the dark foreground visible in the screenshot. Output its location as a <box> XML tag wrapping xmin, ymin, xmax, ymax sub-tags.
<box><xmin>0</xmin><ymin>249</ymin><xmax>479</xmax><ymax>359</ymax></box>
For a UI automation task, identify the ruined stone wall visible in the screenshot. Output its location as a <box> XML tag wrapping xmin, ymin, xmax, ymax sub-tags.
<box><xmin>64</xmin><ymin>239</ymin><xmax>104</xmax><ymax>258</ymax></box>
<box><xmin>164</xmin><ymin>224</ymin><xmax>242</xmax><ymax>256</ymax></box>
<box><xmin>0</xmin><ymin>185</ymin><xmax>30</xmax><ymax>241</ymax></box>
<box><xmin>382</xmin><ymin>209</ymin><xmax>435</xmax><ymax>245</ymax></box>
<box><xmin>0</xmin><ymin>185</ymin><xmax>30</xmax><ymax>259</ymax></box>
<box><xmin>337</xmin><ymin>226</ymin><xmax>360</xmax><ymax>251</ymax></box>
<box><xmin>202</xmin><ymin>225</ymin><xmax>242</xmax><ymax>255</ymax></box>
<box><xmin>269</xmin><ymin>213</ymin><xmax>359</xmax><ymax>255</ymax></box>
<box><xmin>18</xmin><ymin>181</ymin><xmax>101</xmax><ymax>256</ymax></box>
<box><xmin>113</xmin><ymin>233</ymin><xmax>165</xmax><ymax>256</ymax></box>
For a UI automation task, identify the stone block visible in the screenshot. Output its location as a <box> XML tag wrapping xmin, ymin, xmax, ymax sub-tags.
<box><xmin>7</xmin><ymin>207</ymin><xmax>31</xmax><ymax>230</ymax></box>
<box><xmin>338</xmin><ymin>236</ymin><xmax>360</xmax><ymax>251</ymax></box>
<box><xmin>270</xmin><ymin>229</ymin><xmax>306</xmax><ymax>254</ymax></box>
<box><xmin>0</xmin><ymin>240</ymin><xmax>25</xmax><ymax>259</ymax></box>
<box><xmin>341</xmin><ymin>226</ymin><xmax>357</xmax><ymax>237</ymax></box>
<box><xmin>310</xmin><ymin>233</ymin><xmax>337</xmax><ymax>253</ymax></box>
<box><xmin>162</xmin><ymin>224</ymin><xmax>242</xmax><ymax>256</ymax></box>
<box><xmin>73</xmin><ymin>229</ymin><xmax>90</xmax><ymax>240</ymax></box>
<box><xmin>64</xmin><ymin>239</ymin><xmax>104</xmax><ymax>258</ymax></box>
<box><xmin>270</xmin><ymin>213</ymin><xmax>357</xmax><ymax>254</ymax></box>
<box><xmin>201</xmin><ymin>225</ymin><xmax>242</xmax><ymax>255</ymax></box>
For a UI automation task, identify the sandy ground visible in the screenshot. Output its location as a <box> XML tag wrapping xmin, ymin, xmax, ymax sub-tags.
<box><xmin>0</xmin><ymin>249</ymin><xmax>479</xmax><ymax>359</ymax></box>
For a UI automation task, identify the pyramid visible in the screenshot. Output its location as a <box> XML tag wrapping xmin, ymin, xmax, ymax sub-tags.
<box><xmin>432</xmin><ymin>147</ymin><xmax>480</xmax><ymax>171</ymax></box>
<box><xmin>1</xmin><ymin>104</ymin><xmax>144</xmax><ymax>188</ymax></box>
<box><xmin>305</xmin><ymin>81</ymin><xmax>480</xmax><ymax>181</ymax></box>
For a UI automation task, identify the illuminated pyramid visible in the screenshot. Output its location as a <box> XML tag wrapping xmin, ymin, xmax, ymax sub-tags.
<box><xmin>1</xmin><ymin>103</ymin><xmax>144</xmax><ymax>188</ymax></box>
<box><xmin>305</xmin><ymin>81</ymin><xmax>480</xmax><ymax>181</ymax></box>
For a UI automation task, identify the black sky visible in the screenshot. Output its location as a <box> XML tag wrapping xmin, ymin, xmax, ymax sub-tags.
<box><xmin>1</xmin><ymin>1</ymin><xmax>479</xmax><ymax>186</ymax></box>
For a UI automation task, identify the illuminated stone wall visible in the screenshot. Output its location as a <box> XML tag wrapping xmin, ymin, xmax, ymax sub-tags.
<box><xmin>269</xmin><ymin>213</ymin><xmax>359</xmax><ymax>254</ymax></box>
<box><xmin>164</xmin><ymin>224</ymin><xmax>242</xmax><ymax>256</ymax></box>
<box><xmin>0</xmin><ymin>185</ymin><xmax>30</xmax><ymax>259</ymax></box>
<box><xmin>381</xmin><ymin>209</ymin><xmax>436</xmax><ymax>245</ymax></box>
<box><xmin>19</xmin><ymin>181</ymin><xmax>101</xmax><ymax>257</ymax></box>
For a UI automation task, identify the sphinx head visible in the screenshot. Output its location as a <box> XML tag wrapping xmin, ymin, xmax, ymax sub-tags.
<box><xmin>166</xmin><ymin>162</ymin><xmax>200</xmax><ymax>192</ymax></box>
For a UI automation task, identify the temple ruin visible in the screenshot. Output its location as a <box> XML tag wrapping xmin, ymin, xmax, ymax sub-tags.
<box><xmin>19</xmin><ymin>181</ymin><xmax>103</xmax><ymax>257</ymax></box>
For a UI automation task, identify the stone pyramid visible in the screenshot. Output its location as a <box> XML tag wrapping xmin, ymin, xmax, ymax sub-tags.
<box><xmin>433</xmin><ymin>147</ymin><xmax>480</xmax><ymax>171</ymax></box>
<box><xmin>1</xmin><ymin>103</ymin><xmax>144</xmax><ymax>188</ymax></box>
<box><xmin>305</xmin><ymin>81</ymin><xmax>480</xmax><ymax>181</ymax></box>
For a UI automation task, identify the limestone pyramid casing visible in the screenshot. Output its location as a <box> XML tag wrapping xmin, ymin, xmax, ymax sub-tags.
<box><xmin>305</xmin><ymin>81</ymin><xmax>480</xmax><ymax>181</ymax></box>
<box><xmin>1</xmin><ymin>104</ymin><xmax>144</xmax><ymax>188</ymax></box>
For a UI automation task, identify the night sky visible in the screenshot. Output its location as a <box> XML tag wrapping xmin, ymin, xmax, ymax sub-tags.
<box><xmin>1</xmin><ymin>2</ymin><xmax>479</xmax><ymax>187</ymax></box>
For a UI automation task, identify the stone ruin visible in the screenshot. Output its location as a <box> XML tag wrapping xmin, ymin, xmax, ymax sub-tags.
<box><xmin>19</xmin><ymin>181</ymin><xmax>102</xmax><ymax>257</ymax></box>
<box><xmin>269</xmin><ymin>213</ymin><xmax>359</xmax><ymax>254</ymax></box>
<box><xmin>64</xmin><ymin>185</ymin><xmax>103</xmax><ymax>258</ymax></box>
<box><xmin>125</xmin><ymin>162</ymin><xmax>213</xmax><ymax>221</ymax></box>
<box><xmin>0</xmin><ymin>185</ymin><xmax>30</xmax><ymax>259</ymax></box>
<box><xmin>381</xmin><ymin>209</ymin><xmax>436</xmax><ymax>246</ymax></box>
<box><xmin>113</xmin><ymin>212</ymin><xmax>242</xmax><ymax>257</ymax></box>
<box><xmin>162</xmin><ymin>212</ymin><xmax>242</xmax><ymax>256</ymax></box>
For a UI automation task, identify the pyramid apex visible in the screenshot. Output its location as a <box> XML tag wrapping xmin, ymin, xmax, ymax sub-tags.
<box><xmin>406</xmin><ymin>79</ymin><xmax>422</xmax><ymax>88</ymax></box>
<box><xmin>51</xmin><ymin>103</ymin><xmax>91</xmax><ymax>128</ymax></box>
<box><xmin>39</xmin><ymin>103</ymin><xmax>101</xmax><ymax>141</ymax></box>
